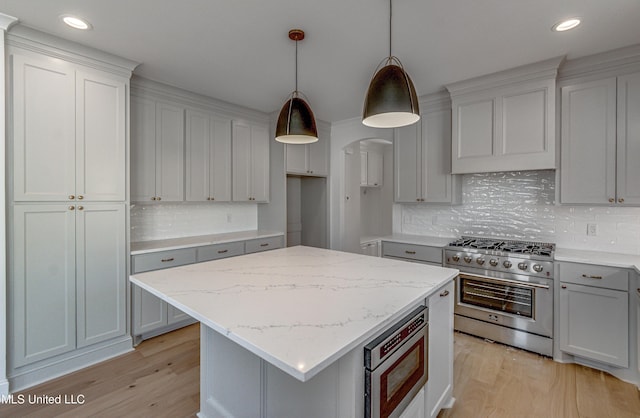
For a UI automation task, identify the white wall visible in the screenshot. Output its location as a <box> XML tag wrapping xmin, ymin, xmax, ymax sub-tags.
<box><xmin>130</xmin><ymin>203</ymin><xmax>258</xmax><ymax>242</ymax></box>
<box><xmin>360</xmin><ymin>144</ymin><xmax>393</xmax><ymax>238</ymax></box>
<box><xmin>329</xmin><ymin>117</ymin><xmax>393</xmax><ymax>251</ymax></box>
<box><xmin>395</xmin><ymin>170</ymin><xmax>640</xmax><ymax>255</ymax></box>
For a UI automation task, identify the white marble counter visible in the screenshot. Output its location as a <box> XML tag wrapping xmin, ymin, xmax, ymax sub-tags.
<box><xmin>380</xmin><ymin>234</ymin><xmax>454</xmax><ymax>247</ymax></box>
<box><xmin>130</xmin><ymin>246</ymin><xmax>458</xmax><ymax>382</ymax></box>
<box><xmin>555</xmin><ymin>248</ymin><xmax>640</xmax><ymax>274</ymax></box>
<box><xmin>131</xmin><ymin>230</ymin><xmax>284</xmax><ymax>255</ymax></box>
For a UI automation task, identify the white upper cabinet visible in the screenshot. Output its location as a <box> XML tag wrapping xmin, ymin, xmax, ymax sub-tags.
<box><xmin>131</xmin><ymin>96</ymin><xmax>185</xmax><ymax>202</ymax></box>
<box><xmin>394</xmin><ymin>94</ymin><xmax>462</xmax><ymax>203</ymax></box>
<box><xmin>447</xmin><ymin>57</ymin><xmax>562</xmax><ymax>174</ymax></box>
<box><xmin>285</xmin><ymin>128</ymin><xmax>329</xmax><ymax>176</ymax></box>
<box><xmin>560</xmin><ymin>71</ymin><xmax>640</xmax><ymax>205</ymax></box>
<box><xmin>186</xmin><ymin>109</ymin><xmax>232</xmax><ymax>202</ymax></box>
<box><xmin>360</xmin><ymin>147</ymin><xmax>383</xmax><ymax>187</ymax></box>
<box><xmin>232</xmin><ymin>121</ymin><xmax>269</xmax><ymax>202</ymax></box>
<box><xmin>12</xmin><ymin>54</ymin><xmax>126</xmax><ymax>202</ymax></box>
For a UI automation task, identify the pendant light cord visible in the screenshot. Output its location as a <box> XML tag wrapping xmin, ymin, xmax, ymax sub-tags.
<box><xmin>389</xmin><ymin>0</ymin><xmax>392</xmax><ymax>58</ymax></box>
<box><xmin>295</xmin><ymin>38</ymin><xmax>299</xmax><ymax>94</ymax></box>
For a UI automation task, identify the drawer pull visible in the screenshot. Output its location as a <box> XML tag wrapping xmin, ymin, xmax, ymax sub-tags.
<box><xmin>161</xmin><ymin>257</ymin><xmax>175</xmax><ymax>262</ymax></box>
<box><xmin>581</xmin><ymin>274</ymin><xmax>602</xmax><ymax>280</ymax></box>
<box><xmin>260</xmin><ymin>243</ymin><xmax>269</xmax><ymax>247</ymax></box>
<box><xmin>440</xmin><ymin>290</ymin><xmax>450</xmax><ymax>297</ymax></box>
<box><xmin>405</xmin><ymin>250</ymin><xmax>416</xmax><ymax>255</ymax></box>
<box><xmin>217</xmin><ymin>249</ymin><xmax>228</xmax><ymax>254</ymax></box>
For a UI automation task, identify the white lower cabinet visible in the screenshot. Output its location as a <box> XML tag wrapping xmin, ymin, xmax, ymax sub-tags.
<box><xmin>400</xmin><ymin>387</ymin><xmax>425</xmax><ymax>418</ymax></box>
<box><xmin>426</xmin><ymin>280</ymin><xmax>454</xmax><ymax>418</ymax></box>
<box><xmin>558</xmin><ymin>262</ymin><xmax>629</xmax><ymax>368</ymax></box>
<box><xmin>12</xmin><ymin>203</ymin><xmax>126</xmax><ymax>367</ymax></box>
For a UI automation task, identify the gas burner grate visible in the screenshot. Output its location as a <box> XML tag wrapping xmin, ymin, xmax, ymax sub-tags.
<box><xmin>447</xmin><ymin>236</ymin><xmax>555</xmax><ymax>257</ymax></box>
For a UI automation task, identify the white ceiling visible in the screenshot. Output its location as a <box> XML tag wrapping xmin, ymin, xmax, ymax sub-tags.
<box><xmin>1</xmin><ymin>0</ymin><xmax>639</xmax><ymax>122</ymax></box>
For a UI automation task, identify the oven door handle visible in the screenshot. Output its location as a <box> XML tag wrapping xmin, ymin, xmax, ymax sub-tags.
<box><xmin>459</xmin><ymin>273</ymin><xmax>551</xmax><ymax>290</ymax></box>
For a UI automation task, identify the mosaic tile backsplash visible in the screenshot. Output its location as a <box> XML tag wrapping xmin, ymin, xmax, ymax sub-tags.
<box><xmin>131</xmin><ymin>202</ymin><xmax>258</xmax><ymax>242</ymax></box>
<box><xmin>397</xmin><ymin>170</ymin><xmax>640</xmax><ymax>255</ymax></box>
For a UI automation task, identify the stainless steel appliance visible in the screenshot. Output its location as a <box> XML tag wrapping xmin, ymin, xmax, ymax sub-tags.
<box><xmin>444</xmin><ymin>236</ymin><xmax>555</xmax><ymax>356</ymax></box>
<box><xmin>364</xmin><ymin>305</ymin><xmax>428</xmax><ymax>418</ymax></box>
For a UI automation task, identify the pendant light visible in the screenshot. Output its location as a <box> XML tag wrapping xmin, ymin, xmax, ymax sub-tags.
<box><xmin>275</xmin><ymin>29</ymin><xmax>318</xmax><ymax>144</ymax></box>
<box><xmin>362</xmin><ymin>0</ymin><xmax>420</xmax><ymax>128</ymax></box>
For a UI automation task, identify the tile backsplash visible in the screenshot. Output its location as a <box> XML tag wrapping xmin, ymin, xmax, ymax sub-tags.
<box><xmin>397</xmin><ymin>170</ymin><xmax>640</xmax><ymax>255</ymax></box>
<box><xmin>131</xmin><ymin>203</ymin><xmax>258</xmax><ymax>242</ymax></box>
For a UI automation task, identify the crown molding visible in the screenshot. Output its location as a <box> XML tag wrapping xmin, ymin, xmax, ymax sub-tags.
<box><xmin>558</xmin><ymin>43</ymin><xmax>640</xmax><ymax>82</ymax></box>
<box><xmin>0</xmin><ymin>13</ymin><xmax>18</xmax><ymax>31</ymax></box>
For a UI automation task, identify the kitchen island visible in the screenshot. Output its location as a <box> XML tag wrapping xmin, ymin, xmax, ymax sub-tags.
<box><xmin>130</xmin><ymin>246</ymin><xmax>458</xmax><ymax>418</ymax></box>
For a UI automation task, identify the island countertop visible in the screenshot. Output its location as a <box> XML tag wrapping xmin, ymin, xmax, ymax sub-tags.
<box><xmin>130</xmin><ymin>246</ymin><xmax>458</xmax><ymax>382</ymax></box>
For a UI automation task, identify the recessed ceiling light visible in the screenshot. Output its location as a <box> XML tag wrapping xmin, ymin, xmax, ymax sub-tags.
<box><xmin>61</xmin><ymin>15</ymin><xmax>92</xmax><ymax>30</ymax></box>
<box><xmin>552</xmin><ymin>18</ymin><xmax>581</xmax><ymax>32</ymax></box>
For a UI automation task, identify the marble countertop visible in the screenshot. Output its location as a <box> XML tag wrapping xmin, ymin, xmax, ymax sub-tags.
<box><xmin>379</xmin><ymin>234</ymin><xmax>455</xmax><ymax>248</ymax></box>
<box><xmin>130</xmin><ymin>246</ymin><xmax>458</xmax><ymax>382</ymax></box>
<box><xmin>131</xmin><ymin>230</ymin><xmax>284</xmax><ymax>255</ymax></box>
<box><xmin>555</xmin><ymin>248</ymin><xmax>640</xmax><ymax>274</ymax></box>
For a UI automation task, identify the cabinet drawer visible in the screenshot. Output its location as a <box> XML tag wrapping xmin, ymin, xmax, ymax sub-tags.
<box><xmin>558</xmin><ymin>262</ymin><xmax>629</xmax><ymax>291</ymax></box>
<box><xmin>132</xmin><ymin>248</ymin><xmax>197</xmax><ymax>273</ymax></box>
<box><xmin>197</xmin><ymin>241</ymin><xmax>244</xmax><ymax>262</ymax></box>
<box><xmin>245</xmin><ymin>236</ymin><xmax>283</xmax><ymax>254</ymax></box>
<box><xmin>381</xmin><ymin>241</ymin><xmax>442</xmax><ymax>265</ymax></box>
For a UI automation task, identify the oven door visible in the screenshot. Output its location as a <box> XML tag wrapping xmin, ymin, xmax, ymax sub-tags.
<box><xmin>365</xmin><ymin>324</ymin><xmax>428</xmax><ymax>418</ymax></box>
<box><xmin>455</xmin><ymin>272</ymin><xmax>553</xmax><ymax>337</ymax></box>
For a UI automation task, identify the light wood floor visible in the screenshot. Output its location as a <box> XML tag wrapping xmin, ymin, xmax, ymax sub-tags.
<box><xmin>2</xmin><ymin>325</ymin><xmax>639</xmax><ymax>417</ymax></box>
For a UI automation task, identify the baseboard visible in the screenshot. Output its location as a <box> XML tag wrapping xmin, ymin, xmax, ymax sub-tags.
<box><xmin>9</xmin><ymin>336</ymin><xmax>133</xmax><ymax>392</ymax></box>
<box><xmin>0</xmin><ymin>378</ymin><xmax>9</xmax><ymax>395</ymax></box>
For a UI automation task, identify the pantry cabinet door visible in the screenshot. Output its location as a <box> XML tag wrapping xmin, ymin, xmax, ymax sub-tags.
<box><xmin>616</xmin><ymin>72</ymin><xmax>640</xmax><ymax>205</ymax></box>
<box><xmin>12</xmin><ymin>54</ymin><xmax>75</xmax><ymax>201</ymax></box>
<box><xmin>76</xmin><ymin>71</ymin><xmax>127</xmax><ymax>201</ymax></box>
<box><xmin>560</xmin><ymin>78</ymin><xmax>617</xmax><ymax>204</ymax></box>
<box><xmin>76</xmin><ymin>204</ymin><xmax>126</xmax><ymax>348</ymax></box>
<box><xmin>12</xmin><ymin>205</ymin><xmax>76</xmax><ymax>366</ymax></box>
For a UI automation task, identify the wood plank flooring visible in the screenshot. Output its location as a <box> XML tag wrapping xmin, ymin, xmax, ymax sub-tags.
<box><xmin>1</xmin><ymin>325</ymin><xmax>639</xmax><ymax>417</ymax></box>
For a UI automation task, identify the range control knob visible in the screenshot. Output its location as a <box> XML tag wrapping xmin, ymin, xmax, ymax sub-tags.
<box><xmin>503</xmin><ymin>260</ymin><xmax>512</xmax><ymax>268</ymax></box>
<box><xmin>476</xmin><ymin>257</ymin><xmax>486</xmax><ymax>266</ymax></box>
<box><xmin>463</xmin><ymin>256</ymin><xmax>472</xmax><ymax>263</ymax></box>
<box><xmin>518</xmin><ymin>262</ymin><xmax>528</xmax><ymax>271</ymax></box>
<box><xmin>533</xmin><ymin>264</ymin><xmax>544</xmax><ymax>273</ymax></box>
<box><xmin>489</xmin><ymin>259</ymin><xmax>499</xmax><ymax>267</ymax></box>
<box><xmin>452</xmin><ymin>255</ymin><xmax>460</xmax><ymax>262</ymax></box>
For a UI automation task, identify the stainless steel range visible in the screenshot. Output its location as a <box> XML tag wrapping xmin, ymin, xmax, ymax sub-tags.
<box><xmin>444</xmin><ymin>236</ymin><xmax>555</xmax><ymax>356</ymax></box>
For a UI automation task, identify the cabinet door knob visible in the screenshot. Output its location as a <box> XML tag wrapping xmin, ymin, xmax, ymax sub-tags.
<box><xmin>157</xmin><ymin>197</ymin><xmax>162</xmax><ymax>201</ymax></box>
<box><xmin>206</xmin><ymin>197</ymin><xmax>210</xmax><ymax>201</ymax></box>
<box><xmin>69</xmin><ymin>195</ymin><xmax>75</xmax><ymax>200</ymax></box>
<box><xmin>77</xmin><ymin>195</ymin><xmax>84</xmax><ymax>200</ymax></box>
<box><xmin>619</xmin><ymin>198</ymin><xmax>625</xmax><ymax>203</ymax></box>
<box><xmin>211</xmin><ymin>197</ymin><xmax>215</xmax><ymax>201</ymax></box>
<box><xmin>609</xmin><ymin>198</ymin><xmax>615</xmax><ymax>203</ymax></box>
<box><xmin>561</xmin><ymin>285</ymin><xmax>567</xmax><ymax>289</ymax></box>
<box><xmin>69</xmin><ymin>206</ymin><xmax>75</xmax><ymax>210</ymax></box>
<box><xmin>151</xmin><ymin>197</ymin><xmax>156</xmax><ymax>201</ymax></box>
<box><xmin>78</xmin><ymin>206</ymin><xmax>84</xmax><ymax>210</ymax></box>
<box><xmin>440</xmin><ymin>290</ymin><xmax>450</xmax><ymax>297</ymax></box>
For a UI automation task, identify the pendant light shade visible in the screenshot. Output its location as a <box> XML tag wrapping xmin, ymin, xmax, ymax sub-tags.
<box><xmin>362</xmin><ymin>59</ymin><xmax>419</xmax><ymax>128</ymax></box>
<box><xmin>362</xmin><ymin>0</ymin><xmax>420</xmax><ymax>128</ymax></box>
<box><xmin>275</xmin><ymin>96</ymin><xmax>318</xmax><ymax>144</ymax></box>
<box><xmin>275</xmin><ymin>29</ymin><xmax>318</xmax><ymax>144</ymax></box>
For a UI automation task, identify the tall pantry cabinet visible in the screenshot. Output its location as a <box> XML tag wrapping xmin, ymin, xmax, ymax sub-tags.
<box><xmin>6</xmin><ymin>27</ymin><xmax>137</xmax><ymax>390</ymax></box>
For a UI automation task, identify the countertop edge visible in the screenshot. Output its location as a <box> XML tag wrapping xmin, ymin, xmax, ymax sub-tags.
<box><xmin>554</xmin><ymin>248</ymin><xmax>640</xmax><ymax>274</ymax></box>
<box><xmin>131</xmin><ymin>231</ymin><xmax>284</xmax><ymax>255</ymax></box>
